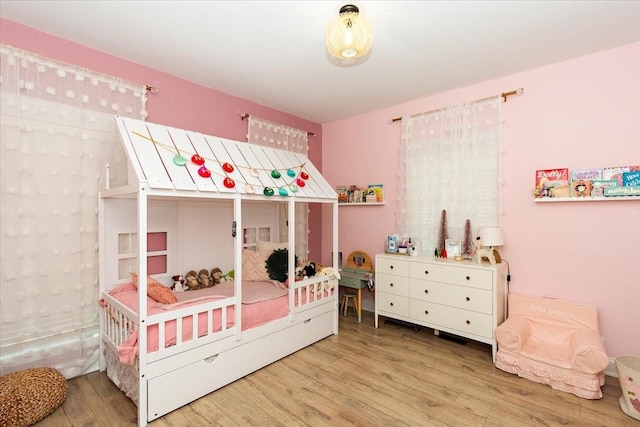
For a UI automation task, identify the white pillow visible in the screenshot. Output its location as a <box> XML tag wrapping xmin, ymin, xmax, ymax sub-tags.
<box><xmin>256</xmin><ymin>240</ymin><xmax>288</xmax><ymax>251</ymax></box>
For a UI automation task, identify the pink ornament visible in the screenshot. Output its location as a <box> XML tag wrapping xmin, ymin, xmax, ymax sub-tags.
<box><xmin>198</xmin><ymin>166</ymin><xmax>211</xmax><ymax>178</ymax></box>
<box><xmin>222</xmin><ymin>162</ymin><xmax>234</xmax><ymax>173</ymax></box>
<box><xmin>296</xmin><ymin>178</ymin><xmax>306</xmax><ymax>187</ymax></box>
<box><xmin>300</xmin><ymin>171</ymin><xmax>309</xmax><ymax>180</ymax></box>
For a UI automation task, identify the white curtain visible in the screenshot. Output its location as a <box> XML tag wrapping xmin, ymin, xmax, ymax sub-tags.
<box><xmin>247</xmin><ymin>116</ymin><xmax>309</xmax><ymax>260</ymax></box>
<box><xmin>397</xmin><ymin>97</ymin><xmax>503</xmax><ymax>256</ymax></box>
<box><xmin>0</xmin><ymin>45</ymin><xmax>147</xmax><ymax>378</ymax></box>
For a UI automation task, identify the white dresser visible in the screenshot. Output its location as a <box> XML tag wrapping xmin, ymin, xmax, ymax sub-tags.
<box><xmin>375</xmin><ymin>254</ymin><xmax>507</xmax><ymax>362</ymax></box>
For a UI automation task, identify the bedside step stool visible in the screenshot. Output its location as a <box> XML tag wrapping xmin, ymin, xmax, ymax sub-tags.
<box><xmin>341</xmin><ymin>292</ymin><xmax>358</xmax><ymax>317</ymax></box>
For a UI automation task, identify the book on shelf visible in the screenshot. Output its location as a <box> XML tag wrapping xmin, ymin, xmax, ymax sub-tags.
<box><xmin>367</xmin><ymin>184</ymin><xmax>384</xmax><ymax>203</ymax></box>
<box><xmin>622</xmin><ymin>171</ymin><xmax>640</xmax><ymax>187</ymax></box>
<box><xmin>590</xmin><ymin>180</ymin><xmax>618</xmax><ymax>197</ymax></box>
<box><xmin>535</xmin><ymin>168</ymin><xmax>569</xmax><ymax>198</ymax></box>
<box><xmin>603</xmin><ymin>165</ymin><xmax>640</xmax><ymax>186</ymax></box>
<box><xmin>572</xmin><ymin>180</ymin><xmax>592</xmax><ymax>197</ymax></box>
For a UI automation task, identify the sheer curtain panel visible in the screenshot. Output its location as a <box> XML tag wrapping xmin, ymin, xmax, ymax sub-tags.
<box><xmin>0</xmin><ymin>45</ymin><xmax>147</xmax><ymax>378</ymax></box>
<box><xmin>397</xmin><ymin>97</ymin><xmax>503</xmax><ymax>255</ymax></box>
<box><xmin>247</xmin><ymin>116</ymin><xmax>309</xmax><ymax>260</ymax></box>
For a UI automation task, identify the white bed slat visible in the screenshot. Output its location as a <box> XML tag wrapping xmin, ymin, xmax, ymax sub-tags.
<box><xmin>144</xmin><ymin>123</ymin><xmax>197</xmax><ymax>191</ymax></box>
<box><xmin>122</xmin><ymin>120</ymin><xmax>174</xmax><ymax>189</ymax></box>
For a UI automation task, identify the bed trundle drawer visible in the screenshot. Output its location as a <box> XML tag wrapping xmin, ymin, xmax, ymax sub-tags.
<box><xmin>146</xmin><ymin>310</ymin><xmax>335</xmax><ymax>421</ymax></box>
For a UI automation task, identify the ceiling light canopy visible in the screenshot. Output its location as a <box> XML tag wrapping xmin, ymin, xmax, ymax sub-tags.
<box><xmin>326</xmin><ymin>4</ymin><xmax>373</xmax><ymax>61</ymax></box>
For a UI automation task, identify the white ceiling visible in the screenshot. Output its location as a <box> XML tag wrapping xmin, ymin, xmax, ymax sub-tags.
<box><xmin>1</xmin><ymin>1</ymin><xmax>639</xmax><ymax>123</ymax></box>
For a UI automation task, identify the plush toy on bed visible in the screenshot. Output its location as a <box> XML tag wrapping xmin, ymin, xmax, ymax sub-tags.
<box><xmin>185</xmin><ymin>270</ymin><xmax>199</xmax><ymax>290</ymax></box>
<box><xmin>266</xmin><ymin>249</ymin><xmax>298</xmax><ymax>283</ymax></box>
<box><xmin>197</xmin><ymin>269</ymin><xmax>212</xmax><ymax>288</ymax></box>
<box><xmin>171</xmin><ymin>274</ymin><xmax>188</xmax><ymax>292</ymax></box>
<box><xmin>210</xmin><ymin>267</ymin><xmax>226</xmax><ymax>285</ymax></box>
<box><xmin>312</xmin><ymin>266</ymin><xmax>341</xmax><ymax>294</ymax></box>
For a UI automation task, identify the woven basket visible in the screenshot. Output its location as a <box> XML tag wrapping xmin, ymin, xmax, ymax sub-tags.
<box><xmin>0</xmin><ymin>367</ymin><xmax>68</xmax><ymax>427</ymax></box>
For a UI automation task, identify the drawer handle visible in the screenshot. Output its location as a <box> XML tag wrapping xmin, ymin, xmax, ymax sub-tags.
<box><xmin>424</xmin><ymin>289</ymin><xmax>429</xmax><ymax>294</ymax></box>
<box><xmin>390</xmin><ymin>283</ymin><xmax>394</xmax><ymax>287</ymax></box>
<box><xmin>424</xmin><ymin>310</ymin><xmax>429</xmax><ymax>315</ymax></box>
<box><xmin>465</xmin><ymin>296</ymin><xmax>470</xmax><ymax>301</ymax></box>
<box><xmin>466</xmin><ymin>320</ymin><xmax>471</xmax><ymax>325</ymax></box>
<box><xmin>390</xmin><ymin>302</ymin><xmax>394</xmax><ymax>307</ymax></box>
<box><xmin>424</xmin><ymin>270</ymin><xmax>429</xmax><ymax>275</ymax></box>
<box><xmin>205</xmin><ymin>354</ymin><xmax>219</xmax><ymax>363</ymax></box>
<box><xmin>390</xmin><ymin>265</ymin><xmax>394</xmax><ymax>270</ymax></box>
<box><xmin>466</xmin><ymin>276</ymin><xmax>470</xmax><ymax>281</ymax></box>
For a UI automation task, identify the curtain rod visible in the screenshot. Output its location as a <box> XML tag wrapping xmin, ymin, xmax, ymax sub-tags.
<box><xmin>390</xmin><ymin>88</ymin><xmax>524</xmax><ymax>123</ymax></box>
<box><xmin>241</xmin><ymin>113</ymin><xmax>316</xmax><ymax>138</ymax></box>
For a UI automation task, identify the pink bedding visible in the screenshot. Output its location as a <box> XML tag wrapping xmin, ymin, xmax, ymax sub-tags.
<box><xmin>106</xmin><ymin>280</ymin><xmax>291</xmax><ymax>364</ymax></box>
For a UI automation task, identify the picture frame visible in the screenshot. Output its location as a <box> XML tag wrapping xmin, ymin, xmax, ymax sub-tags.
<box><xmin>445</xmin><ymin>239</ymin><xmax>461</xmax><ymax>258</ymax></box>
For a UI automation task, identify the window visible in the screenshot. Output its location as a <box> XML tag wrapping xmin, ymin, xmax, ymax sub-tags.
<box><xmin>117</xmin><ymin>231</ymin><xmax>168</xmax><ymax>279</ymax></box>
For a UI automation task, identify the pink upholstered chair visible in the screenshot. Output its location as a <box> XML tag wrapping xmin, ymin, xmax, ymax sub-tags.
<box><xmin>495</xmin><ymin>294</ymin><xmax>609</xmax><ymax>399</ymax></box>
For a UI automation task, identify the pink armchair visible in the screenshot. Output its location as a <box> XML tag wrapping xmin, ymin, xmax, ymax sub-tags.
<box><xmin>495</xmin><ymin>294</ymin><xmax>609</xmax><ymax>399</ymax></box>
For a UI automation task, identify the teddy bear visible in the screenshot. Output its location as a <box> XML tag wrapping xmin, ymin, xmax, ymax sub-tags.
<box><xmin>197</xmin><ymin>269</ymin><xmax>211</xmax><ymax>288</ymax></box>
<box><xmin>171</xmin><ymin>274</ymin><xmax>188</xmax><ymax>292</ymax></box>
<box><xmin>210</xmin><ymin>267</ymin><xmax>225</xmax><ymax>285</ymax></box>
<box><xmin>185</xmin><ymin>270</ymin><xmax>199</xmax><ymax>290</ymax></box>
<box><xmin>311</xmin><ymin>266</ymin><xmax>341</xmax><ymax>294</ymax></box>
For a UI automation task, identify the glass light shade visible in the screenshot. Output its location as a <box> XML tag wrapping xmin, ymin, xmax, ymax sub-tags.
<box><xmin>326</xmin><ymin>5</ymin><xmax>372</xmax><ymax>60</ymax></box>
<box><xmin>478</xmin><ymin>227</ymin><xmax>505</xmax><ymax>247</ymax></box>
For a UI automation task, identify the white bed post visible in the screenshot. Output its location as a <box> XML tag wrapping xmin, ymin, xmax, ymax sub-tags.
<box><xmin>332</xmin><ymin>201</ymin><xmax>339</xmax><ymax>335</ymax></box>
<box><xmin>234</xmin><ymin>195</ymin><xmax>243</xmax><ymax>341</ymax></box>
<box><xmin>137</xmin><ymin>184</ymin><xmax>149</xmax><ymax>427</ymax></box>
<box><xmin>288</xmin><ymin>198</ymin><xmax>296</xmax><ymax>321</ymax></box>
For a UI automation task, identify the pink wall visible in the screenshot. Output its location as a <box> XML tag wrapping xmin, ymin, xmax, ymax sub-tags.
<box><xmin>323</xmin><ymin>42</ymin><xmax>640</xmax><ymax>358</ymax></box>
<box><xmin>1</xmin><ymin>18</ymin><xmax>324</xmax><ymax>261</ymax></box>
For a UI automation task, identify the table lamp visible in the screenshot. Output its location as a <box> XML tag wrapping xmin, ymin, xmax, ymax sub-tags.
<box><xmin>478</xmin><ymin>227</ymin><xmax>505</xmax><ymax>263</ymax></box>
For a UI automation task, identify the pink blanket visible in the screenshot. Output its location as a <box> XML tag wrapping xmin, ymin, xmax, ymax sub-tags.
<box><xmin>109</xmin><ymin>281</ymin><xmax>290</xmax><ymax>364</ymax></box>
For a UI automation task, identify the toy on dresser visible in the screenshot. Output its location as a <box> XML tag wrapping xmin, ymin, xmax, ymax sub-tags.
<box><xmin>474</xmin><ymin>237</ymin><xmax>496</xmax><ymax>265</ymax></box>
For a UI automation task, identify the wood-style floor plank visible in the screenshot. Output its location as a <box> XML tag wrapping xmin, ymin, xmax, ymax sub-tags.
<box><xmin>35</xmin><ymin>311</ymin><xmax>637</xmax><ymax>426</ymax></box>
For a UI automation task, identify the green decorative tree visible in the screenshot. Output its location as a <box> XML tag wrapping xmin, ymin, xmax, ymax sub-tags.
<box><xmin>462</xmin><ymin>219</ymin><xmax>474</xmax><ymax>257</ymax></box>
<box><xmin>437</xmin><ymin>209</ymin><xmax>449</xmax><ymax>253</ymax></box>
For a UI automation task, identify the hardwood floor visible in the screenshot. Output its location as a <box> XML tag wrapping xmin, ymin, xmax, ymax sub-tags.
<box><xmin>37</xmin><ymin>311</ymin><xmax>635</xmax><ymax>426</ymax></box>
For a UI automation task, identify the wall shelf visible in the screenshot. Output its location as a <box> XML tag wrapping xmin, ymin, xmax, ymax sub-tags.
<box><xmin>338</xmin><ymin>202</ymin><xmax>386</xmax><ymax>206</ymax></box>
<box><xmin>534</xmin><ymin>196</ymin><xmax>640</xmax><ymax>203</ymax></box>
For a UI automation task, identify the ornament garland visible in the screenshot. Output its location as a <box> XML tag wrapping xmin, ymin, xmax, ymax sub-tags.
<box><xmin>132</xmin><ymin>131</ymin><xmax>310</xmax><ymax>196</ymax></box>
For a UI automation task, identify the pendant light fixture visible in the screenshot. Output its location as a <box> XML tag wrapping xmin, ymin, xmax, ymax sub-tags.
<box><xmin>326</xmin><ymin>4</ymin><xmax>373</xmax><ymax>62</ymax></box>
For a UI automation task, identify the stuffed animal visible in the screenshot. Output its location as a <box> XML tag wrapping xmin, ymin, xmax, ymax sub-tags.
<box><xmin>312</xmin><ymin>266</ymin><xmax>341</xmax><ymax>294</ymax></box>
<box><xmin>197</xmin><ymin>269</ymin><xmax>211</xmax><ymax>288</ymax></box>
<box><xmin>266</xmin><ymin>249</ymin><xmax>298</xmax><ymax>283</ymax></box>
<box><xmin>210</xmin><ymin>267</ymin><xmax>225</xmax><ymax>285</ymax></box>
<box><xmin>474</xmin><ymin>237</ymin><xmax>496</xmax><ymax>265</ymax></box>
<box><xmin>171</xmin><ymin>274</ymin><xmax>188</xmax><ymax>292</ymax></box>
<box><xmin>185</xmin><ymin>270</ymin><xmax>199</xmax><ymax>290</ymax></box>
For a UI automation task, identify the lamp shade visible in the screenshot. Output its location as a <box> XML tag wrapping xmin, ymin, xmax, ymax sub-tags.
<box><xmin>478</xmin><ymin>227</ymin><xmax>505</xmax><ymax>247</ymax></box>
<box><xmin>326</xmin><ymin>5</ymin><xmax>372</xmax><ymax>60</ymax></box>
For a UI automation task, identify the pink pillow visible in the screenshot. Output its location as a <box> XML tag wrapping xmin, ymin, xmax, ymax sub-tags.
<box><xmin>130</xmin><ymin>272</ymin><xmax>178</xmax><ymax>305</ymax></box>
<box><xmin>242</xmin><ymin>249</ymin><xmax>271</xmax><ymax>281</ymax></box>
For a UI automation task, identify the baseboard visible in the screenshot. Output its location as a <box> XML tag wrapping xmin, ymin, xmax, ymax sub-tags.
<box><xmin>606</xmin><ymin>358</ymin><xmax>618</xmax><ymax>378</ymax></box>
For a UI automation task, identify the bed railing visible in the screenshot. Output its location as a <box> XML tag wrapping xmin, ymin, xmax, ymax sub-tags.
<box><xmin>100</xmin><ymin>274</ymin><xmax>338</xmax><ymax>367</ymax></box>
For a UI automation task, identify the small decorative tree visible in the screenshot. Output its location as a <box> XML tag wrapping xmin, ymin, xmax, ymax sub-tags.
<box><xmin>437</xmin><ymin>209</ymin><xmax>449</xmax><ymax>253</ymax></box>
<box><xmin>462</xmin><ymin>219</ymin><xmax>473</xmax><ymax>257</ymax></box>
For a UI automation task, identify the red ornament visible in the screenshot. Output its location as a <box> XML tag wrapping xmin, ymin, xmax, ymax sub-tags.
<box><xmin>222</xmin><ymin>162</ymin><xmax>234</xmax><ymax>173</ymax></box>
<box><xmin>300</xmin><ymin>171</ymin><xmax>309</xmax><ymax>180</ymax></box>
<box><xmin>191</xmin><ymin>154</ymin><xmax>205</xmax><ymax>165</ymax></box>
<box><xmin>223</xmin><ymin>177</ymin><xmax>235</xmax><ymax>188</ymax></box>
<box><xmin>198</xmin><ymin>166</ymin><xmax>211</xmax><ymax>178</ymax></box>
<box><xmin>296</xmin><ymin>178</ymin><xmax>306</xmax><ymax>187</ymax></box>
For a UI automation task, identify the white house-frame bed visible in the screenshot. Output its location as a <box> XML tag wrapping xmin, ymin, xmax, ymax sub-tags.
<box><xmin>98</xmin><ymin>117</ymin><xmax>339</xmax><ymax>426</ymax></box>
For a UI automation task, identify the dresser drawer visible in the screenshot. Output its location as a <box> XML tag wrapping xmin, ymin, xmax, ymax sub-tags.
<box><xmin>409</xmin><ymin>262</ymin><xmax>493</xmax><ymax>290</ymax></box>
<box><xmin>376</xmin><ymin>273</ymin><xmax>409</xmax><ymax>296</ymax></box>
<box><xmin>409</xmin><ymin>300</ymin><xmax>493</xmax><ymax>339</ymax></box>
<box><xmin>377</xmin><ymin>292</ymin><xmax>409</xmax><ymax>317</ymax></box>
<box><xmin>409</xmin><ymin>280</ymin><xmax>492</xmax><ymax>314</ymax></box>
<box><xmin>376</xmin><ymin>256</ymin><xmax>409</xmax><ymax>277</ymax></box>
